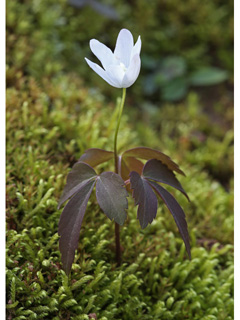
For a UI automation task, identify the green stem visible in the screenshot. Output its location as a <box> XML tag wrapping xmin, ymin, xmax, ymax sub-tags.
<box><xmin>114</xmin><ymin>87</ymin><xmax>126</xmax><ymax>173</ymax></box>
<box><xmin>113</xmin><ymin>87</ymin><xmax>126</xmax><ymax>266</ymax></box>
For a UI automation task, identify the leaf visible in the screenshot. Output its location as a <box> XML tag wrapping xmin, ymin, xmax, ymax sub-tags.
<box><xmin>130</xmin><ymin>171</ymin><xmax>158</xmax><ymax>229</ymax></box>
<box><xmin>58</xmin><ymin>162</ymin><xmax>97</xmax><ymax>209</ymax></box>
<box><xmin>190</xmin><ymin>67</ymin><xmax>228</xmax><ymax>86</ymax></box>
<box><xmin>149</xmin><ymin>181</ymin><xmax>191</xmax><ymax>259</ymax></box>
<box><xmin>156</xmin><ymin>56</ymin><xmax>187</xmax><ymax>83</ymax></box>
<box><xmin>58</xmin><ymin>179</ymin><xmax>96</xmax><ymax>274</ymax></box>
<box><xmin>161</xmin><ymin>77</ymin><xmax>189</xmax><ymax>101</ymax></box>
<box><xmin>123</xmin><ymin>147</ymin><xmax>185</xmax><ymax>175</ymax></box>
<box><xmin>79</xmin><ymin>148</ymin><xmax>114</xmax><ymax>167</ymax></box>
<box><xmin>143</xmin><ymin>159</ymin><xmax>189</xmax><ymax>200</ymax></box>
<box><xmin>119</xmin><ymin>156</ymin><xmax>144</xmax><ymax>181</ymax></box>
<box><xmin>96</xmin><ymin>172</ymin><xmax>128</xmax><ymax>225</ymax></box>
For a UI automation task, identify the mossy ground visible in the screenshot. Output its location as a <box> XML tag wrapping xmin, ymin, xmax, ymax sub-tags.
<box><xmin>6</xmin><ymin>1</ymin><xmax>233</xmax><ymax>319</ymax></box>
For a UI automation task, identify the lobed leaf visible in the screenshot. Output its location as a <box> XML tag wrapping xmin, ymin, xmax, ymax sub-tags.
<box><xmin>129</xmin><ymin>171</ymin><xmax>158</xmax><ymax>229</ymax></box>
<box><xmin>58</xmin><ymin>161</ymin><xmax>97</xmax><ymax>209</ymax></box>
<box><xmin>96</xmin><ymin>172</ymin><xmax>128</xmax><ymax>225</ymax></box>
<box><xmin>148</xmin><ymin>181</ymin><xmax>191</xmax><ymax>259</ymax></box>
<box><xmin>58</xmin><ymin>179</ymin><xmax>96</xmax><ymax>274</ymax></box>
<box><xmin>143</xmin><ymin>159</ymin><xmax>189</xmax><ymax>200</ymax></box>
<box><xmin>79</xmin><ymin>148</ymin><xmax>114</xmax><ymax>167</ymax></box>
<box><xmin>123</xmin><ymin>147</ymin><xmax>185</xmax><ymax>175</ymax></box>
<box><xmin>119</xmin><ymin>155</ymin><xmax>144</xmax><ymax>181</ymax></box>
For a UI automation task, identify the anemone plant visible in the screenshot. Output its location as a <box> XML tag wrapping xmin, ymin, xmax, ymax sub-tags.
<box><xmin>58</xmin><ymin>29</ymin><xmax>191</xmax><ymax>274</ymax></box>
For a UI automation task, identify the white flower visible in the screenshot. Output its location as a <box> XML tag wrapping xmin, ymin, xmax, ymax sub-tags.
<box><xmin>85</xmin><ymin>29</ymin><xmax>141</xmax><ymax>88</ymax></box>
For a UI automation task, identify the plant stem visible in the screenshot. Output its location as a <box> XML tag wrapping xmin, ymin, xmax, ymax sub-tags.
<box><xmin>114</xmin><ymin>88</ymin><xmax>126</xmax><ymax>173</ymax></box>
<box><xmin>115</xmin><ymin>223</ymin><xmax>121</xmax><ymax>266</ymax></box>
<box><xmin>113</xmin><ymin>87</ymin><xmax>126</xmax><ymax>266</ymax></box>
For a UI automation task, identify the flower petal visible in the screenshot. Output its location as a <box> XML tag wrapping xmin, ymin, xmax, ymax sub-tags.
<box><xmin>121</xmin><ymin>54</ymin><xmax>141</xmax><ymax>88</ymax></box>
<box><xmin>131</xmin><ymin>36</ymin><xmax>141</xmax><ymax>60</ymax></box>
<box><xmin>89</xmin><ymin>39</ymin><xmax>116</xmax><ymax>69</ymax></box>
<box><xmin>85</xmin><ymin>58</ymin><xmax>118</xmax><ymax>87</ymax></box>
<box><xmin>114</xmin><ymin>29</ymin><xmax>134</xmax><ymax>68</ymax></box>
<box><xmin>105</xmin><ymin>64</ymin><xmax>125</xmax><ymax>88</ymax></box>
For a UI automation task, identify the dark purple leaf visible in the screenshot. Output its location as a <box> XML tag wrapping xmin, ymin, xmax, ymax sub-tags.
<box><xmin>119</xmin><ymin>156</ymin><xmax>144</xmax><ymax>181</ymax></box>
<box><xmin>58</xmin><ymin>180</ymin><xmax>96</xmax><ymax>274</ymax></box>
<box><xmin>119</xmin><ymin>156</ymin><xmax>144</xmax><ymax>192</ymax></box>
<box><xmin>79</xmin><ymin>148</ymin><xmax>114</xmax><ymax>167</ymax></box>
<box><xmin>96</xmin><ymin>172</ymin><xmax>128</xmax><ymax>225</ymax></box>
<box><xmin>58</xmin><ymin>162</ymin><xmax>97</xmax><ymax>209</ymax></box>
<box><xmin>143</xmin><ymin>159</ymin><xmax>189</xmax><ymax>200</ymax></box>
<box><xmin>129</xmin><ymin>171</ymin><xmax>158</xmax><ymax>229</ymax></box>
<box><xmin>123</xmin><ymin>147</ymin><xmax>185</xmax><ymax>175</ymax></box>
<box><xmin>149</xmin><ymin>181</ymin><xmax>191</xmax><ymax>259</ymax></box>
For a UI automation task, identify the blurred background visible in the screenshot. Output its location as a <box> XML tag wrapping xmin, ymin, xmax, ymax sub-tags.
<box><xmin>6</xmin><ymin>1</ymin><xmax>234</xmax><ymax>319</ymax></box>
<box><xmin>7</xmin><ymin>0</ymin><xmax>233</xmax><ymax>98</ymax></box>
